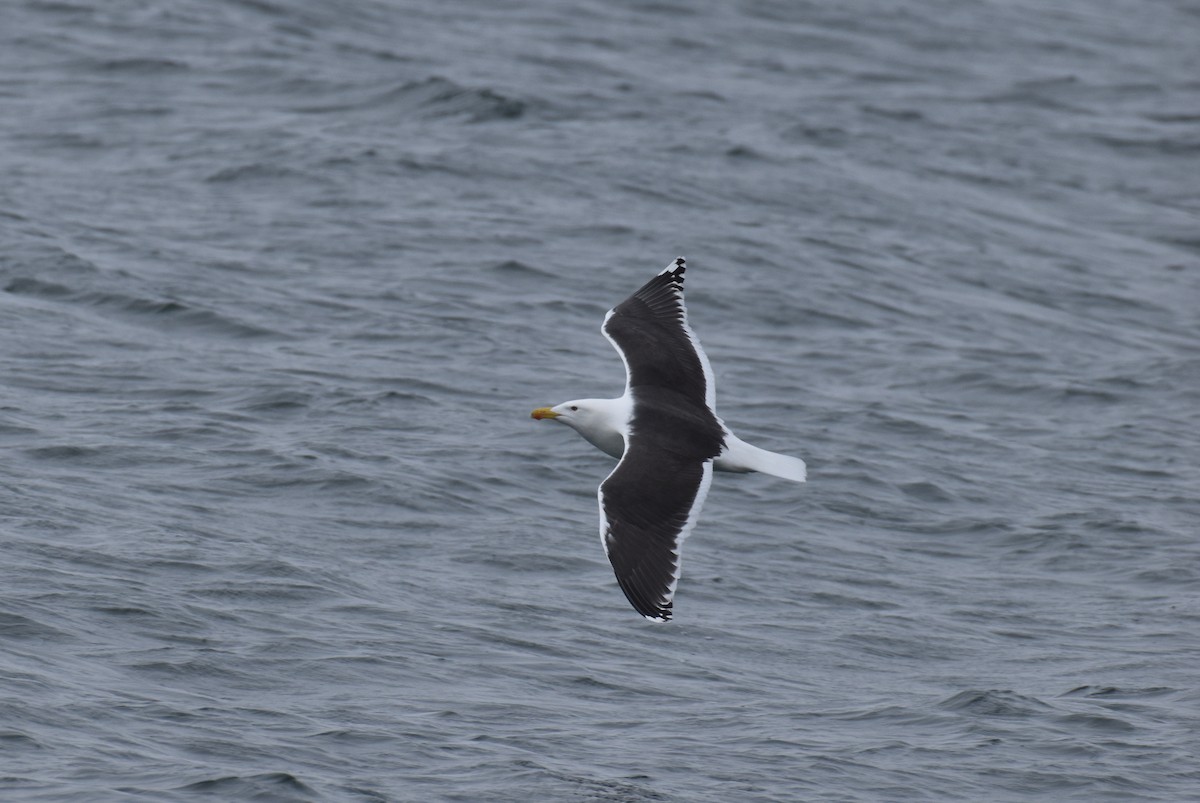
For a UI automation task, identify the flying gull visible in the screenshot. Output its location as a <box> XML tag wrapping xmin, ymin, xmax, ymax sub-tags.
<box><xmin>531</xmin><ymin>257</ymin><xmax>806</xmax><ymax>622</ymax></box>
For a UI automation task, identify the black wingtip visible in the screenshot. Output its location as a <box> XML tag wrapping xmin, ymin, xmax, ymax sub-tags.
<box><xmin>615</xmin><ymin>574</ymin><xmax>675</xmax><ymax>622</ymax></box>
<box><xmin>660</xmin><ymin>256</ymin><xmax>685</xmax><ymax>284</ymax></box>
<box><xmin>629</xmin><ymin>594</ymin><xmax>673</xmax><ymax>623</ymax></box>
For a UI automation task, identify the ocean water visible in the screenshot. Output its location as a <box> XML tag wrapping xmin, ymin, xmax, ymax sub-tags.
<box><xmin>2</xmin><ymin>0</ymin><xmax>1199</xmax><ymax>800</ymax></box>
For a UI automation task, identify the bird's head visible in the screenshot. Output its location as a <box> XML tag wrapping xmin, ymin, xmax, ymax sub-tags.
<box><xmin>531</xmin><ymin>400</ymin><xmax>605</xmax><ymax>432</ymax></box>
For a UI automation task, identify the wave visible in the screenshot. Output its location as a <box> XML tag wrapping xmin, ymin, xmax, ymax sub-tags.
<box><xmin>293</xmin><ymin>76</ymin><xmax>527</xmax><ymax>123</ymax></box>
<box><xmin>5</xmin><ymin>276</ymin><xmax>278</xmax><ymax>339</ymax></box>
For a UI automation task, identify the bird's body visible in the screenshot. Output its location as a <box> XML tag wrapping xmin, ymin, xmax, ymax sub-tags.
<box><xmin>538</xmin><ymin>395</ymin><xmax>807</xmax><ymax>481</ymax></box>
<box><xmin>531</xmin><ymin>258</ymin><xmax>806</xmax><ymax>621</ymax></box>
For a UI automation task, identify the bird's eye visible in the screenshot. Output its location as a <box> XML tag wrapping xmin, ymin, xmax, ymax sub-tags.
<box><xmin>570</xmin><ymin>405</ymin><xmax>578</xmax><ymax>411</ymax></box>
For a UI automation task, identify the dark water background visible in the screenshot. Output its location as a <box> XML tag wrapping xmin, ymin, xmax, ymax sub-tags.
<box><xmin>2</xmin><ymin>1</ymin><xmax>1199</xmax><ymax>800</ymax></box>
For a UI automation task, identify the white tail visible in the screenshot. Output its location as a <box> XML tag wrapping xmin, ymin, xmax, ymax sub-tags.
<box><xmin>715</xmin><ymin>434</ymin><xmax>807</xmax><ymax>482</ymax></box>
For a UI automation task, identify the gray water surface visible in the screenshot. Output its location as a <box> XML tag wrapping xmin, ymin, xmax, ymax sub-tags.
<box><xmin>2</xmin><ymin>0</ymin><xmax>1199</xmax><ymax>800</ymax></box>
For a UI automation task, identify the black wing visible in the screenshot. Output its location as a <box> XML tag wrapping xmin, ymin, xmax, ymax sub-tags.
<box><xmin>598</xmin><ymin>413</ymin><xmax>715</xmax><ymax>621</ymax></box>
<box><xmin>601</xmin><ymin>257</ymin><xmax>717</xmax><ymax>412</ymax></box>
<box><xmin>595</xmin><ymin>258</ymin><xmax>726</xmax><ymax>621</ymax></box>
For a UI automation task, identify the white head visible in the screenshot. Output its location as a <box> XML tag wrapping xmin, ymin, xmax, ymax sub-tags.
<box><xmin>530</xmin><ymin>399</ymin><xmax>602</xmax><ymax>432</ymax></box>
<box><xmin>530</xmin><ymin>398</ymin><xmax>628</xmax><ymax>459</ymax></box>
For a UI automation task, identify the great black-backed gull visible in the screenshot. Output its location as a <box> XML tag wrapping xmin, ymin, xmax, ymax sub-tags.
<box><xmin>531</xmin><ymin>257</ymin><xmax>806</xmax><ymax>622</ymax></box>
